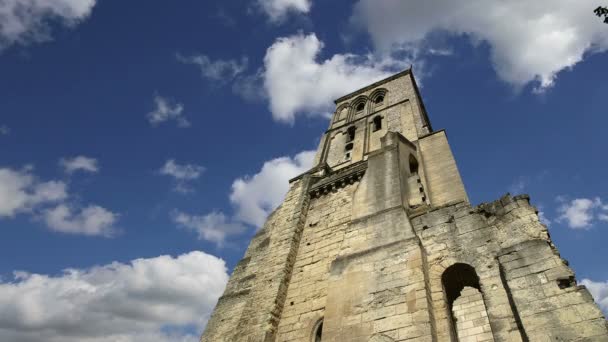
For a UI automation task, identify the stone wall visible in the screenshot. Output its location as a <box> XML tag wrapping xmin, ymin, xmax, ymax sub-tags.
<box><xmin>452</xmin><ymin>287</ymin><xmax>494</xmax><ymax>342</ymax></box>
<box><xmin>200</xmin><ymin>69</ymin><xmax>607</xmax><ymax>342</ymax></box>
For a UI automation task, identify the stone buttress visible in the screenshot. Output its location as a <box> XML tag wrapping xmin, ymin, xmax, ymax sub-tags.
<box><xmin>200</xmin><ymin>70</ymin><xmax>608</xmax><ymax>342</ymax></box>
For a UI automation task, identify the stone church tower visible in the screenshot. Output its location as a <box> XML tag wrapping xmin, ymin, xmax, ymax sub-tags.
<box><xmin>201</xmin><ymin>70</ymin><xmax>608</xmax><ymax>342</ymax></box>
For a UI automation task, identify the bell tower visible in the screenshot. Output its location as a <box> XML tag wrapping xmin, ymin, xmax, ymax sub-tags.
<box><xmin>200</xmin><ymin>69</ymin><xmax>608</xmax><ymax>342</ymax></box>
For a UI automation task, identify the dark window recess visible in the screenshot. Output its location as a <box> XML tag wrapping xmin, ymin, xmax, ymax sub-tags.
<box><xmin>345</xmin><ymin>143</ymin><xmax>354</xmax><ymax>151</ymax></box>
<box><xmin>373</xmin><ymin>116</ymin><xmax>382</xmax><ymax>131</ymax></box>
<box><xmin>356</xmin><ymin>103</ymin><xmax>365</xmax><ymax>112</ymax></box>
<box><xmin>557</xmin><ymin>276</ymin><xmax>576</xmax><ymax>289</ymax></box>
<box><xmin>314</xmin><ymin>320</ymin><xmax>323</xmax><ymax>342</ymax></box>
<box><xmin>346</xmin><ymin>126</ymin><xmax>356</xmax><ymax>142</ymax></box>
<box><xmin>409</xmin><ymin>155</ymin><xmax>419</xmax><ymax>174</ymax></box>
<box><xmin>374</xmin><ymin>95</ymin><xmax>384</xmax><ymax>104</ymax></box>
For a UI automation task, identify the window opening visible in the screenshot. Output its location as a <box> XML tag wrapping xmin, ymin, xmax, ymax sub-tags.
<box><xmin>356</xmin><ymin>103</ymin><xmax>365</xmax><ymax>112</ymax></box>
<box><xmin>313</xmin><ymin>319</ymin><xmax>323</xmax><ymax>342</ymax></box>
<box><xmin>346</xmin><ymin>126</ymin><xmax>356</xmax><ymax>142</ymax></box>
<box><xmin>441</xmin><ymin>263</ymin><xmax>495</xmax><ymax>342</ymax></box>
<box><xmin>374</xmin><ymin>95</ymin><xmax>384</xmax><ymax>104</ymax></box>
<box><xmin>409</xmin><ymin>155</ymin><xmax>419</xmax><ymax>175</ymax></box>
<box><xmin>373</xmin><ymin>116</ymin><xmax>382</xmax><ymax>132</ymax></box>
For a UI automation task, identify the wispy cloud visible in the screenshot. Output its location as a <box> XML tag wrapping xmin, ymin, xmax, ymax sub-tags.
<box><xmin>176</xmin><ymin>53</ymin><xmax>248</xmax><ymax>82</ymax></box>
<box><xmin>0</xmin><ymin>125</ymin><xmax>9</xmax><ymax>135</ymax></box>
<box><xmin>60</xmin><ymin>156</ymin><xmax>99</xmax><ymax>174</ymax></box>
<box><xmin>159</xmin><ymin>159</ymin><xmax>205</xmax><ymax>194</ymax></box>
<box><xmin>146</xmin><ymin>95</ymin><xmax>190</xmax><ymax>128</ymax></box>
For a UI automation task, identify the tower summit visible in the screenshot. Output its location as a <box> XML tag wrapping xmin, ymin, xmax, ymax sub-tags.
<box><xmin>201</xmin><ymin>70</ymin><xmax>608</xmax><ymax>342</ymax></box>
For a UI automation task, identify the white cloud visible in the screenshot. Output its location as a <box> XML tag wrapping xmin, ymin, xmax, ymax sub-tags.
<box><xmin>159</xmin><ymin>160</ymin><xmax>204</xmax><ymax>181</ymax></box>
<box><xmin>177</xmin><ymin>53</ymin><xmax>248</xmax><ymax>82</ymax></box>
<box><xmin>0</xmin><ymin>167</ymin><xmax>67</xmax><ymax>217</ymax></box>
<box><xmin>556</xmin><ymin>197</ymin><xmax>606</xmax><ymax>229</ymax></box>
<box><xmin>0</xmin><ymin>125</ymin><xmax>9</xmax><ymax>135</ymax></box>
<box><xmin>263</xmin><ymin>33</ymin><xmax>405</xmax><ymax>123</ymax></box>
<box><xmin>173</xmin><ymin>211</ymin><xmax>246</xmax><ymax>247</ymax></box>
<box><xmin>174</xmin><ymin>150</ymin><xmax>315</xmax><ymax>245</ymax></box>
<box><xmin>0</xmin><ymin>166</ymin><xmax>119</xmax><ymax>236</ymax></box>
<box><xmin>230</xmin><ymin>150</ymin><xmax>315</xmax><ymax>227</ymax></box>
<box><xmin>159</xmin><ymin>159</ymin><xmax>205</xmax><ymax>194</ymax></box>
<box><xmin>147</xmin><ymin>95</ymin><xmax>190</xmax><ymax>128</ymax></box>
<box><xmin>0</xmin><ymin>0</ymin><xmax>96</xmax><ymax>50</ymax></box>
<box><xmin>60</xmin><ymin>156</ymin><xmax>99</xmax><ymax>174</ymax></box>
<box><xmin>0</xmin><ymin>251</ymin><xmax>228</xmax><ymax>342</ymax></box>
<box><xmin>43</xmin><ymin>204</ymin><xmax>118</xmax><ymax>237</ymax></box>
<box><xmin>351</xmin><ymin>0</ymin><xmax>608</xmax><ymax>91</ymax></box>
<box><xmin>257</xmin><ymin>0</ymin><xmax>311</xmax><ymax>22</ymax></box>
<box><xmin>580</xmin><ymin>279</ymin><xmax>608</xmax><ymax>316</ymax></box>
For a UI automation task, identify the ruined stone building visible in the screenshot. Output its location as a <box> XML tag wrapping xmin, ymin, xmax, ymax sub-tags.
<box><xmin>201</xmin><ymin>70</ymin><xmax>608</xmax><ymax>342</ymax></box>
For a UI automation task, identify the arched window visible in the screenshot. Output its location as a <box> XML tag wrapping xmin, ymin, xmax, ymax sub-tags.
<box><xmin>313</xmin><ymin>319</ymin><xmax>323</xmax><ymax>342</ymax></box>
<box><xmin>356</xmin><ymin>103</ymin><xmax>365</xmax><ymax>112</ymax></box>
<box><xmin>409</xmin><ymin>155</ymin><xmax>419</xmax><ymax>175</ymax></box>
<box><xmin>374</xmin><ymin>95</ymin><xmax>384</xmax><ymax>104</ymax></box>
<box><xmin>372</xmin><ymin>116</ymin><xmax>382</xmax><ymax>132</ymax></box>
<box><xmin>442</xmin><ymin>264</ymin><xmax>494</xmax><ymax>342</ymax></box>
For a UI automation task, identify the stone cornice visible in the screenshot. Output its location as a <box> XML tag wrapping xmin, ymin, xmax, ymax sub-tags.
<box><xmin>309</xmin><ymin>161</ymin><xmax>367</xmax><ymax>198</ymax></box>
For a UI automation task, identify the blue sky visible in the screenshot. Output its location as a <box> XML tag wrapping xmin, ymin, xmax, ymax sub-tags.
<box><xmin>0</xmin><ymin>0</ymin><xmax>607</xmax><ymax>341</ymax></box>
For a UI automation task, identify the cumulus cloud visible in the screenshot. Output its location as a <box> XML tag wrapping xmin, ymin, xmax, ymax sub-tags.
<box><xmin>0</xmin><ymin>167</ymin><xmax>67</xmax><ymax>217</ymax></box>
<box><xmin>0</xmin><ymin>166</ymin><xmax>118</xmax><ymax>236</ymax></box>
<box><xmin>0</xmin><ymin>0</ymin><xmax>96</xmax><ymax>50</ymax></box>
<box><xmin>580</xmin><ymin>279</ymin><xmax>608</xmax><ymax>316</ymax></box>
<box><xmin>147</xmin><ymin>95</ymin><xmax>190</xmax><ymax>128</ymax></box>
<box><xmin>173</xmin><ymin>211</ymin><xmax>247</xmax><ymax>247</ymax></box>
<box><xmin>159</xmin><ymin>159</ymin><xmax>205</xmax><ymax>194</ymax></box>
<box><xmin>177</xmin><ymin>53</ymin><xmax>248</xmax><ymax>82</ymax></box>
<box><xmin>43</xmin><ymin>204</ymin><xmax>118</xmax><ymax>237</ymax></box>
<box><xmin>174</xmin><ymin>150</ymin><xmax>315</xmax><ymax>246</ymax></box>
<box><xmin>263</xmin><ymin>33</ymin><xmax>406</xmax><ymax>123</ymax></box>
<box><xmin>351</xmin><ymin>0</ymin><xmax>608</xmax><ymax>91</ymax></box>
<box><xmin>257</xmin><ymin>0</ymin><xmax>311</xmax><ymax>22</ymax></box>
<box><xmin>230</xmin><ymin>150</ymin><xmax>315</xmax><ymax>227</ymax></box>
<box><xmin>0</xmin><ymin>251</ymin><xmax>228</xmax><ymax>342</ymax></box>
<box><xmin>60</xmin><ymin>155</ymin><xmax>99</xmax><ymax>174</ymax></box>
<box><xmin>556</xmin><ymin>197</ymin><xmax>608</xmax><ymax>229</ymax></box>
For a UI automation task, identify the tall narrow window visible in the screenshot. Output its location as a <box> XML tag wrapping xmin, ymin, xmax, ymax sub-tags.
<box><xmin>409</xmin><ymin>155</ymin><xmax>419</xmax><ymax>175</ymax></box>
<box><xmin>373</xmin><ymin>116</ymin><xmax>382</xmax><ymax>132</ymax></box>
<box><xmin>347</xmin><ymin>126</ymin><xmax>356</xmax><ymax>142</ymax></box>
<box><xmin>313</xmin><ymin>319</ymin><xmax>323</xmax><ymax>342</ymax></box>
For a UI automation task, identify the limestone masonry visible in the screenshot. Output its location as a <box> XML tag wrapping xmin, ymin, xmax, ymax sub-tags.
<box><xmin>201</xmin><ymin>70</ymin><xmax>608</xmax><ymax>342</ymax></box>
